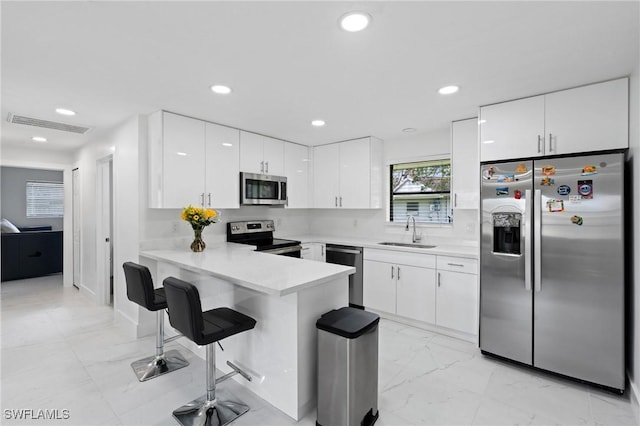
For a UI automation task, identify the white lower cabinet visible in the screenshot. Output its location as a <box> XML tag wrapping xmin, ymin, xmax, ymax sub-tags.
<box><xmin>363</xmin><ymin>249</ymin><xmax>436</xmax><ymax>323</ymax></box>
<box><xmin>436</xmin><ymin>256</ymin><xmax>478</xmax><ymax>335</ymax></box>
<box><xmin>301</xmin><ymin>242</ymin><xmax>325</xmax><ymax>262</ymax></box>
<box><xmin>364</xmin><ymin>249</ymin><xmax>478</xmax><ymax>338</ymax></box>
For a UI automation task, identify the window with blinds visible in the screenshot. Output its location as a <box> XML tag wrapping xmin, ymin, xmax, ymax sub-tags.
<box><xmin>390</xmin><ymin>159</ymin><xmax>452</xmax><ymax>224</ymax></box>
<box><xmin>26</xmin><ymin>181</ymin><xmax>64</xmax><ymax>218</ymax></box>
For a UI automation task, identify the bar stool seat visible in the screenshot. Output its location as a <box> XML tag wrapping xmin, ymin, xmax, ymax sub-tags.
<box><xmin>123</xmin><ymin>262</ymin><xmax>189</xmax><ymax>381</ymax></box>
<box><xmin>163</xmin><ymin>276</ymin><xmax>256</xmax><ymax>426</ymax></box>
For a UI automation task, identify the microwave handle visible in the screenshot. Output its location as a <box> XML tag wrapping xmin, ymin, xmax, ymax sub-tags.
<box><xmin>279</xmin><ymin>181</ymin><xmax>287</xmax><ymax>202</ymax></box>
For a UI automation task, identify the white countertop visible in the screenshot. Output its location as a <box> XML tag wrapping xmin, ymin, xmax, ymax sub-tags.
<box><xmin>140</xmin><ymin>242</ymin><xmax>355</xmax><ymax>297</ymax></box>
<box><xmin>281</xmin><ymin>234</ymin><xmax>479</xmax><ymax>259</ymax></box>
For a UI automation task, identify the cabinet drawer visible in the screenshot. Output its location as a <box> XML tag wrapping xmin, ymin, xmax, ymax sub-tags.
<box><xmin>437</xmin><ymin>256</ymin><xmax>478</xmax><ymax>274</ymax></box>
<box><xmin>364</xmin><ymin>248</ymin><xmax>435</xmax><ymax>269</ymax></box>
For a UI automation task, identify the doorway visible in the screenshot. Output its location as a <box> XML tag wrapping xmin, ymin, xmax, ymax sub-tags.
<box><xmin>96</xmin><ymin>156</ymin><xmax>113</xmax><ymax>306</ymax></box>
<box><xmin>72</xmin><ymin>167</ymin><xmax>80</xmax><ymax>289</ymax></box>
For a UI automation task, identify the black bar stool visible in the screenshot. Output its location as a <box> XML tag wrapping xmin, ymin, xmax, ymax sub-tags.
<box><xmin>122</xmin><ymin>262</ymin><xmax>189</xmax><ymax>381</ymax></box>
<box><xmin>163</xmin><ymin>276</ymin><xmax>257</xmax><ymax>426</ymax></box>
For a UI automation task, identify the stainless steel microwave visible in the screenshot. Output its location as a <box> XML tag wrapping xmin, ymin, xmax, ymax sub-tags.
<box><xmin>240</xmin><ymin>172</ymin><xmax>288</xmax><ymax>206</ymax></box>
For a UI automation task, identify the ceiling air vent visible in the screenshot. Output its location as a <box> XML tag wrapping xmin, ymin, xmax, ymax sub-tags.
<box><xmin>7</xmin><ymin>113</ymin><xmax>91</xmax><ymax>134</ymax></box>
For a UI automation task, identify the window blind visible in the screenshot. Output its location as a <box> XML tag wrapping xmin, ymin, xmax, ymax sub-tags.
<box><xmin>26</xmin><ymin>181</ymin><xmax>64</xmax><ymax>218</ymax></box>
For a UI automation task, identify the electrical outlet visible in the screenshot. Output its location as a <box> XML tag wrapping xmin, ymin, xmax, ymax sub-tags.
<box><xmin>172</xmin><ymin>221</ymin><xmax>179</xmax><ymax>233</ymax></box>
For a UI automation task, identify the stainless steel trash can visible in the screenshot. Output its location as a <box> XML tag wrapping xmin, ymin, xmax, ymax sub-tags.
<box><xmin>316</xmin><ymin>307</ymin><xmax>380</xmax><ymax>426</ymax></box>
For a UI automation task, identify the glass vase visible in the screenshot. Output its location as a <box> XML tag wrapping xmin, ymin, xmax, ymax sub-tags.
<box><xmin>190</xmin><ymin>228</ymin><xmax>206</xmax><ymax>252</ymax></box>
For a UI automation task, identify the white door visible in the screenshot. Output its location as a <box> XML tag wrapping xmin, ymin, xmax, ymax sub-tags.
<box><xmin>239</xmin><ymin>131</ymin><xmax>265</xmax><ymax>174</ymax></box>
<box><xmin>451</xmin><ymin>118</ymin><xmax>480</xmax><ymax>209</ymax></box>
<box><xmin>436</xmin><ymin>270</ymin><xmax>478</xmax><ymax>334</ymax></box>
<box><xmin>313</xmin><ymin>144</ymin><xmax>339</xmax><ymax>208</ymax></box>
<box><xmin>163</xmin><ymin>112</ymin><xmax>206</xmax><ymax>207</ymax></box>
<box><xmin>479</xmin><ymin>95</ymin><xmax>545</xmax><ymax>162</ymax></box>
<box><xmin>262</xmin><ymin>135</ymin><xmax>284</xmax><ymax>175</ymax></box>
<box><xmin>72</xmin><ymin>167</ymin><xmax>81</xmax><ymax>289</ymax></box>
<box><xmin>338</xmin><ymin>138</ymin><xmax>370</xmax><ymax>208</ymax></box>
<box><xmin>545</xmin><ymin>78</ymin><xmax>628</xmax><ymax>155</ymax></box>
<box><xmin>284</xmin><ymin>143</ymin><xmax>309</xmax><ymax>208</ymax></box>
<box><xmin>396</xmin><ymin>265</ymin><xmax>436</xmax><ymax>323</ymax></box>
<box><xmin>205</xmin><ymin>123</ymin><xmax>240</xmax><ymax>209</ymax></box>
<box><xmin>96</xmin><ymin>157</ymin><xmax>113</xmax><ymax>306</ymax></box>
<box><xmin>363</xmin><ymin>260</ymin><xmax>396</xmax><ymax>313</ymax></box>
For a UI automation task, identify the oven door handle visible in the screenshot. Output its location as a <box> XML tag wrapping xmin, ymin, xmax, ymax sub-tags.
<box><xmin>325</xmin><ymin>247</ymin><xmax>362</xmax><ymax>255</ymax></box>
<box><xmin>260</xmin><ymin>245</ymin><xmax>302</xmax><ymax>255</ymax></box>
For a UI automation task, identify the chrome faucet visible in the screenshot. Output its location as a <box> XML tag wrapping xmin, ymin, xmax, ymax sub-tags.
<box><xmin>405</xmin><ymin>215</ymin><xmax>421</xmax><ymax>243</ymax></box>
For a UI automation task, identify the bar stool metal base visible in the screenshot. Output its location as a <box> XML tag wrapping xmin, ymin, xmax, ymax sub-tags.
<box><xmin>131</xmin><ymin>349</ymin><xmax>189</xmax><ymax>382</ymax></box>
<box><xmin>172</xmin><ymin>394</ymin><xmax>249</xmax><ymax>426</ymax></box>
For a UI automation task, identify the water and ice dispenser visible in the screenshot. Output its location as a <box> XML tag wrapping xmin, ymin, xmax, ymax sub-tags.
<box><xmin>492</xmin><ymin>213</ymin><xmax>522</xmax><ymax>255</ymax></box>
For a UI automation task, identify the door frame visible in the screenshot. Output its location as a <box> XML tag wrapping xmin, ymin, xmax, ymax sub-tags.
<box><xmin>72</xmin><ymin>167</ymin><xmax>81</xmax><ymax>289</ymax></box>
<box><xmin>96</xmin><ymin>155</ymin><xmax>114</xmax><ymax>306</ymax></box>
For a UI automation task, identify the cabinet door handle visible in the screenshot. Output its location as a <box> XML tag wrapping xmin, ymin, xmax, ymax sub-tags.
<box><xmin>548</xmin><ymin>133</ymin><xmax>553</xmax><ymax>153</ymax></box>
<box><xmin>339</xmin><ymin>196</ymin><xmax>343</xmax><ymax>207</ymax></box>
<box><xmin>321</xmin><ymin>246</ymin><xmax>325</xmax><ymax>256</ymax></box>
<box><xmin>454</xmin><ymin>193</ymin><xmax>458</xmax><ymax>207</ymax></box>
<box><xmin>201</xmin><ymin>193</ymin><xmax>205</xmax><ymax>205</ymax></box>
<box><xmin>537</xmin><ymin>135</ymin><xmax>543</xmax><ymax>153</ymax></box>
<box><xmin>438</xmin><ymin>272</ymin><xmax>441</xmax><ymax>287</ymax></box>
<box><xmin>335</xmin><ymin>196</ymin><xmax>338</xmax><ymax>207</ymax></box>
<box><xmin>260</xmin><ymin>161</ymin><xmax>264</xmax><ymax>173</ymax></box>
<box><xmin>447</xmin><ymin>263</ymin><xmax>464</xmax><ymax>267</ymax></box>
<box><xmin>265</xmin><ymin>161</ymin><xmax>269</xmax><ymax>173</ymax></box>
<box><xmin>207</xmin><ymin>193</ymin><xmax>211</xmax><ymax>206</ymax></box>
<box><xmin>391</xmin><ymin>266</ymin><xmax>394</xmax><ymax>279</ymax></box>
<box><xmin>397</xmin><ymin>266</ymin><xmax>400</xmax><ymax>280</ymax></box>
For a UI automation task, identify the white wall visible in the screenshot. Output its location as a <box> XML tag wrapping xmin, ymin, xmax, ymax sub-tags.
<box><xmin>72</xmin><ymin>116</ymin><xmax>141</xmax><ymax>335</ymax></box>
<box><xmin>308</xmin><ymin>127</ymin><xmax>480</xmax><ymax>247</ymax></box>
<box><xmin>0</xmin><ymin>145</ymin><xmax>74</xmax><ymax>286</ymax></box>
<box><xmin>628</xmin><ymin>63</ymin><xmax>640</xmax><ymax>415</ymax></box>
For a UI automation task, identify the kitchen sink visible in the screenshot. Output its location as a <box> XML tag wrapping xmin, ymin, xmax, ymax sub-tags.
<box><xmin>378</xmin><ymin>242</ymin><xmax>437</xmax><ymax>249</ymax></box>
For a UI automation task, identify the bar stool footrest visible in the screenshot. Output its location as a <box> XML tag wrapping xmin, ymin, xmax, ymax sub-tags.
<box><xmin>131</xmin><ymin>349</ymin><xmax>189</xmax><ymax>382</ymax></box>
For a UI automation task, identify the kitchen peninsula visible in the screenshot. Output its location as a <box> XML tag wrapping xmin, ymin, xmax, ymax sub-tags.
<box><xmin>139</xmin><ymin>243</ymin><xmax>354</xmax><ymax>421</ymax></box>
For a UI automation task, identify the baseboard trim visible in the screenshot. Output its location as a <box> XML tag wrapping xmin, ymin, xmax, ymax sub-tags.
<box><xmin>629</xmin><ymin>378</ymin><xmax>640</xmax><ymax>424</ymax></box>
<box><xmin>114</xmin><ymin>309</ymin><xmax>139</xmax><ymax>339</ymax></box>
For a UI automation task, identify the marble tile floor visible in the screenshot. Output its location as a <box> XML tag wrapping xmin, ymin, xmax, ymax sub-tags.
<box><xmin>1</xmin><ymin>275</ymin><xmax>638</xmax><ymax>426</ymax></box>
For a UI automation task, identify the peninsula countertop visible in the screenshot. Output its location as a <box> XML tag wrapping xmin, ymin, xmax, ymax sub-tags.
<box><xmin>140</xmin><ymin>243</ymin><xmax>355</xmax><ymax>297</ymax></box>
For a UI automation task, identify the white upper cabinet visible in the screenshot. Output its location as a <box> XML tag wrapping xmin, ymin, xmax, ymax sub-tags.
<box><xmin>480</xmin><ymin>78</ymin><xmax>628</xmax><ymax>162</ymax></box>
<box><xmin>451</xmin><ymin>118</ymin><xmax>480</xmax><ymax>209</ymax></box>
<box><xmin>284</xmin><ymin>142</ymin><xmax>310</xmax><ymax>208</ymax></box>
<box><xmin>205</xmin><ymin>122</ymin><xmax>240</xmax><ymax>209</ymax></box>
<box><xmin>239</xmin><ymin>131</ymin><xmax>284</xmax><ymax>175</ymax></box>
<box><xmin>148</xmin><ymin>111</ymin><xmax>240</xmax><ymax>209</ymax></box>
<box><xmin>545</xmin><ymin>78</ymin><xmax>628</xmax><ymax>155</ymax></box>
<box><xmin>312</xmin><ymin>143</ymin><xmax>340</xmax><ymax>208</ymax></box>
<box><xmin>148</xmin><ymin>111</ymin><xmax>205</xmax><ymax>208</ymax></box>
<box><xmin>312</xmin><ymin>137</ymin><xmax>383</xmax><ymax>209</ymax></box>
<box><xmin>479</xmin><ymin>96</ymin><xmax>545</xmax><ymax>162</ymax></box>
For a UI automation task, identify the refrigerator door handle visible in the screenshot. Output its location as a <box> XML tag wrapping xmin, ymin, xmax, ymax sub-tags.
<box><xmin>534</xmin><ymin>189</ymin><xmax>542</xmax><ymax>292</ymax></box>
<box><xmin>524</xmin><ymin>189</ymin><xmax>532</xmax><ymax>291</ymax></box>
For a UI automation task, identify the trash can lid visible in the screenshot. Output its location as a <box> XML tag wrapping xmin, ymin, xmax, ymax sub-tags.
<box><xmin>316</xmin><ymin>307</ymin><xmax>380</xmax><ymax>339</ymax></box>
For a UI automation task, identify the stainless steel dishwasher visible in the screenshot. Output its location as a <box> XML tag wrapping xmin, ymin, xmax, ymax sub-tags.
<box><xmin>325</xmin><ymin>244</ymin><xmax>363</xmax><ymax>309</ymax></box>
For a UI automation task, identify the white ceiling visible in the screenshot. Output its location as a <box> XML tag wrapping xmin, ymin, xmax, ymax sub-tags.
<box><xmin>1</xmin><ymin>1</ymin><xmax>639</xmax><ymax>154</ymax></box>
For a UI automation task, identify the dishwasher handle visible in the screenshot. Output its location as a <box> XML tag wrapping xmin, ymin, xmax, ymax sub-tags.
<box><xmin>325</xmin><ymin>246</ymin><xmax>362</xmax><ymax>255</ymax></box>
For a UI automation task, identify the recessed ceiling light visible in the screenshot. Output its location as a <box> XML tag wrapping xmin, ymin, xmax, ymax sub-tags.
<box><xmin>438</xmin><ymin>85</ymin><xmax>459</xmax><ymax>95</ymax></box>
<box><xmin>402</xmin><ymin>128</ymin><xmax>417</xmax><ymax>133</ymax></box>
<box><xmin>483</xmin><ymin>140</ymin><xmax>495</xmax><ymax>144</ymax></box>
<box><xmin>311</xmin><ymin>120</ymin><xmax>326</xmax><ymax>127</ymax></box>
<box><xmin>176</xmin><ymin>152</ymin><xmax>187</xmax><ymax>156</ymax></box>
<box><xmin>32</xmin><ymin>136</ymin><xmax>47</xmax><ymax>142</ymax></box>
<box><xmin>210</xmin><ymin>85</ymin><xmax>232</xmax><ymax>94</ymax></box>
<box><xmin>55</xmin><ymin>108</ymin><xmax>76</xmax><ymax>116</ymax></box>
<box><xmin>339</xmin><ymin>12</ymin><xmax>371</xmax><ymax>32</ymax></box>
<box><xmin>478</xmin><ymin>119</ymin><xmax>486</xmax><ymax>125</ymax></box>
<box><xmin>222</xmin><ymin>143</ymin><xmax>233</xmax><ymax>147</ymax></box>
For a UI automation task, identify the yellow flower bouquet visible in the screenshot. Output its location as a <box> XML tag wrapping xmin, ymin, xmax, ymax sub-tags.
<box><xmin>181</xmin><ymin>205</ymin><xmax>219</xmax><ymax>252</ymax></box>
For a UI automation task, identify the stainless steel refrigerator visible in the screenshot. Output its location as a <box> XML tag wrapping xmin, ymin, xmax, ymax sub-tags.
<box><xmin>479</xmin><ymin>151</ymin><xmax>625</xmax><ymax>392</ymax></box>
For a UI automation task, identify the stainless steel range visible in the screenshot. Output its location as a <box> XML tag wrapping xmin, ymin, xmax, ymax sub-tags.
<box><xmin>226</xmin><ymin>220</ymin><xmax>302</xmax><ymax>258</ymax></box>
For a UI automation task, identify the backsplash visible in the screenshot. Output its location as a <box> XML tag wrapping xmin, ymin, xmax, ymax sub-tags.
<box><xmin>139</xmin><ymin>206</ymin><xmax>478</xmax><ymax>250</ymax></box>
